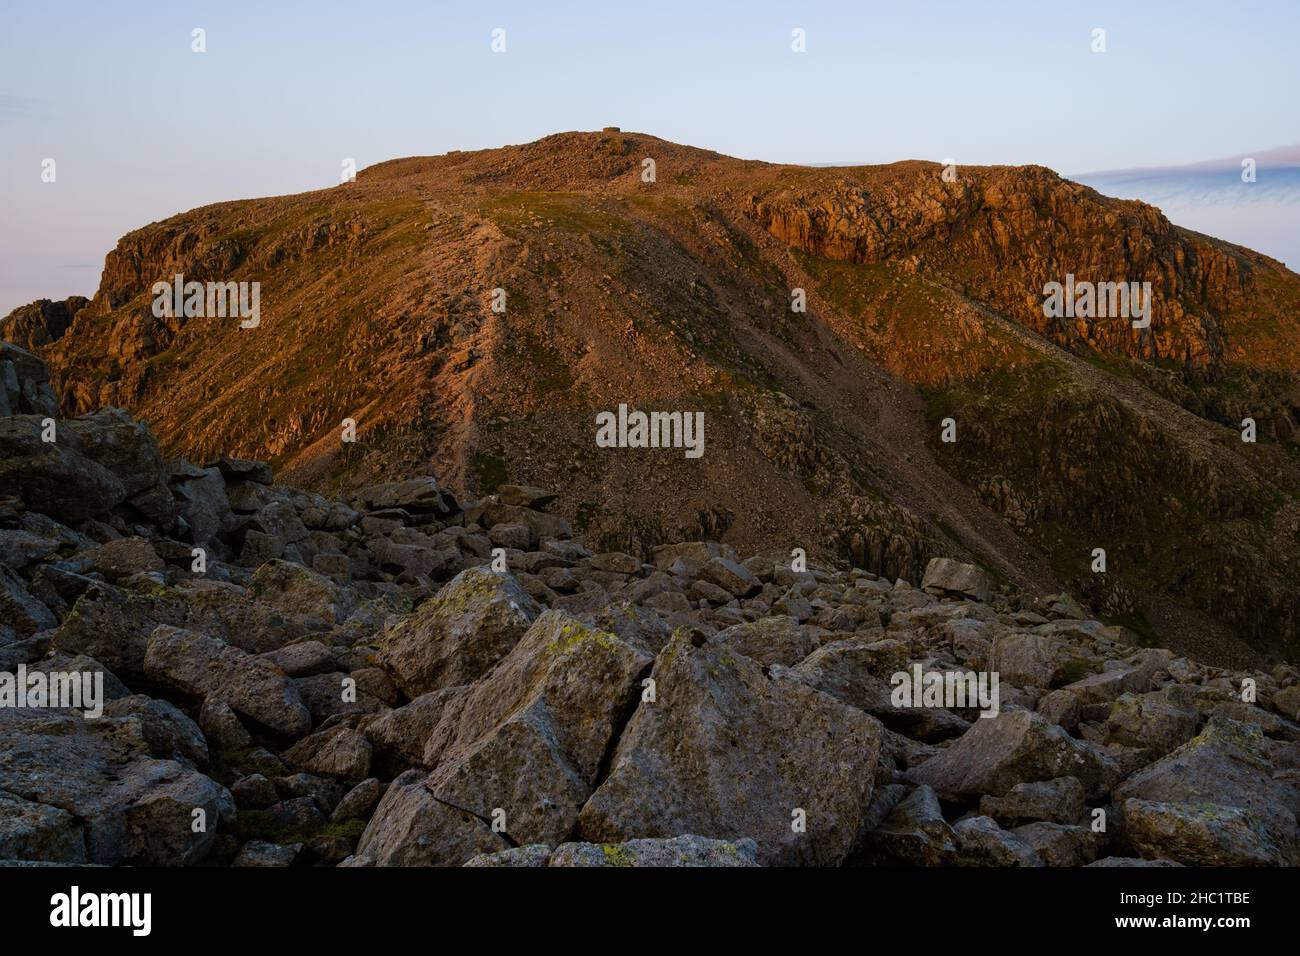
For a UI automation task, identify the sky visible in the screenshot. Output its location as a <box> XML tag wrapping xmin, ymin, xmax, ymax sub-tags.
<box><xmin>1</xmin><ymin>0</ymin><xmax>1297</xmax><ymax>314</ymax></box>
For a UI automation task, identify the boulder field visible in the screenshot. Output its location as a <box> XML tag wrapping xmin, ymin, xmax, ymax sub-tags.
<box><xmin>1</xmin><ymin>341</ymin><xmax>1297</xmax><ymax>867</ymax></box>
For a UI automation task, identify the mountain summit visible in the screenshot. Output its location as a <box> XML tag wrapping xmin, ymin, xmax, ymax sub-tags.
<box><xmin>6</xmin><ymin>129</ymin><xmax>1300</xmax><ymax>664</ymax></box>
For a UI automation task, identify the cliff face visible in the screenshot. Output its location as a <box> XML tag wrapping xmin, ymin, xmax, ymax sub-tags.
<box><xmin>747</xmin><ymin>164</ymin><xmax>1279</xmax><ymax>369</ymax></box>
<box><xmin>5</xmin><ymin>130</ymin><xmax>1300</xmax><ymax>663</ymax></box>
<box><xmin>0</xmin><ymin>296</ymin><xmax>88</xmax><ymax>352</ymax></box>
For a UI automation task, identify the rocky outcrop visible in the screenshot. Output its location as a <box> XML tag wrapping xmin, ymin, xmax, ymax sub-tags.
<box><xmin>746</xmin><ymin>165</ymin><xmax>1257</xmax><ymax>367</ymax></box>
<box><xmin>0</xmin><ymin>299</ymin><xmax>85</xmax><ymax>352</ymax></box>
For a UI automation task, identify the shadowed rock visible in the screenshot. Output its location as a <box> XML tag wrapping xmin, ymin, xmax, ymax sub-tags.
<box><xmin>908</xmin><ymin>709</ymin><xmax>1120</xmax><ymax>800</ymax></box>
<box><xmin>355</xmin><ymin>769</ymin><xmax>505</xmax><ymax>866</ymax></box>
<box><xmin>143</xmin><ymin>624</ymin><xmax>312</xmax><ymax>737</ymax></box>
<box><xmin>1114</xmin><ymin>716</ymin><xmax>1300</xmax><ymax>864</ymax></box>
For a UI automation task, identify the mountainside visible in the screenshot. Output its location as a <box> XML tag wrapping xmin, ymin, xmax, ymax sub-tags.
<box><xmin>7</xmin><ymin>129</ymin><xmax>1300</xmax><ymax>665</ymax></box>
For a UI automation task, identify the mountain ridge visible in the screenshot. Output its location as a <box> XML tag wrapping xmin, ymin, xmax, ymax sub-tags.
<box><xmin>6</xmin><ymin>128</ymin><xmax>1300</xmax><ymax>665</ymax></box>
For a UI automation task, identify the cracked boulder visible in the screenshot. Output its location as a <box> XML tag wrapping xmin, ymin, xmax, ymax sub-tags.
<box><xmin>920</xmin><ymin>558</ymin><xmax>989</xmax><ymax>602</ymax></box>
<box><xmin>698</xmin><ymin>556</ymin><xmax>762</xmax><ymax>598</ymax></box>
<box><xmin>577</xmin><ymin>630</ymin><xmax>882</xmax><ymax>866</ymax></box>
<box><xmin>354</xmin><ymin>769</ymin><xmax>506</xmax><ymax>866</ymax></box>
<box><xmin>421</xmin><ymin>610</ymin><xmax>652</xmax><ymax>846</ymax></box>
<box><xmin>853</xmin><ymin>784</ymin><xmax>957</xmax><ymax>865</ymax></box>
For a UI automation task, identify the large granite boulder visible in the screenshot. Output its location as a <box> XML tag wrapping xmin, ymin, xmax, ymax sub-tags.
<box><xmin>377</xmin><ymin>567</ymin><xmax>540</xmax><ymax>697</ymax></box>
<box><xmin>420</xmin><ymin>610</ymin><xmax>652</xmax><ymax>847</ymax></box>
<box><xmin>577</xmin><ymin>630</ymin><xmax>882</xmax><ymax>865</ymax></box>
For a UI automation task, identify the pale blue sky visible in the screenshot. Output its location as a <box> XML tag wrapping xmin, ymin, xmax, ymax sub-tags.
<box><xmin>1</xmin><ymin>0</ymin><xmax>1297</xmax><ymax>313</ymax></box>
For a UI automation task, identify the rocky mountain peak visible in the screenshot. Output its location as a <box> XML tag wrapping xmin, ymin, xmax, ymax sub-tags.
<box><xmin>5</xmin><ymin>130</ymin><xmax>1300</xmax><ymax>667</ymax></box>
